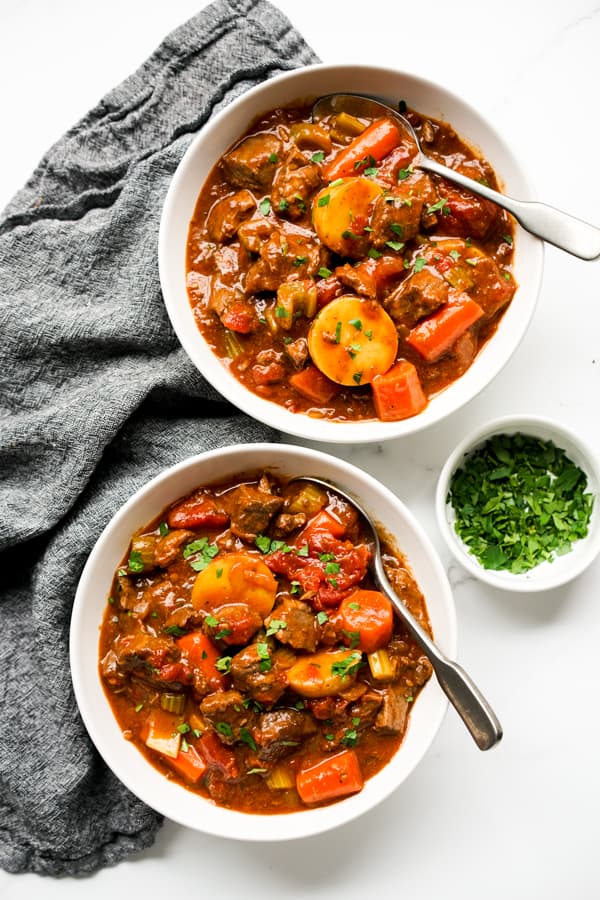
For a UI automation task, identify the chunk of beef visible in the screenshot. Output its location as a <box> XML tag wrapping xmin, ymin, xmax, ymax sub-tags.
<box><xmin>373</xmin><ymin>684</ymin><xmax>410</xmax><ymax>735</ymax></box>
<box><xmin>222</xmin><ymin>133</ymin><xmax>282</xmax><ymax>190</ymax></box>
<box><xmin>154</xmin><ymin>529</ymin><xmax>195</xmax><ymax>567</ymax></box>
<box><xmin>283</xmin><ymin>337</ymin><xmax>309</xmax><ymax>369</ymax></box>
<box><xmin>349</xmin><ymin>690</ymin><xmax>383</xmax><ymax>726</ymax></box>
<box><xmin>114</xmin><ymin>574</ymin><xmax>150</xmax><ymax>616</ymax></box>
<box><xmin>244</xmin><ymin>227</ymin><xmax>322</xmax><ymax>294</ymax></box>
<box><xmin>273</xmin><ymin>511</ymin><xmax>307</xmax><ymax>534</ymax></box>
<box><xmin>265</xmin><ymin>598</ymin><xmax>318</xmax><ymax>652</ymax></box>
<box><xmin>271</xmin><ymin>148</ymin><xmax>322</xmax><ymax>219</ymax></box>
<box><xmin>206</xmin><ymin>190</ymin><xmax>256</xmax><ymax>242</ymax></box>
<box><xmin>101</xmin><ymin>626</ymin><xmax>180</xmax><ymax>685</ymax></box>
<box><xmin>253</xmin><ymin>708</ymin><xmax>317</xmax><ymax>762</ymax></box>
<box><xmin>370</xmin><ymin>173</ymin><xmax>437</xmax><ymax>247</ymax></box>
<box><xmin>222</xmin><ymin>482</ymin><xmax>284</xmax><ymax>542</ymax></box>
<box><xmin>230</xmin><ymin>645</ymin><xmax>291</xmax><ymax>707</ymax></box>
<box><xmin>384</xmin><ymin>267</ymin><xmax>449</xmax><ymax>330</ymax></box>
<box><xmin>208</xmin><ymin>284</ymin><xmax>260</xmax><ymax>334</ymax></box>
<box><xmin>335</xmin><ymin>255</ymin><xmax>406</xmax><ymax>300</ymax></box>
<box><xmin>237</xmin><ymin>217</ymin><xmax>276</xmax><ymax>254</ymax></box>
<box><xmin>251</xmin><ymin>348</ymin><xmax>286</xmax><ymax>386</ymax></box>
<box><xmin>375</xmin><ymin>140</ymin><xmax>418</xmax><ymax>183</ymax></box>
<box><xmin>200</xmin><ymin>689</ymin><xmax>259</xmax><ymax>745</ymax></box>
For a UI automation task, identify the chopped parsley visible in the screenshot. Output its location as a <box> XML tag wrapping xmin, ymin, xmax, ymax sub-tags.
<box><xmin>163</xmin><ymin>625</ymin><xmax>187</xmax><ymax>637</ymax></box>
<box><xmin>348</xmin><ymin>318</ymin><xmax>362</xmax><ymax>330</ymax></box>
<box><xmin>255</xmin><ymin>535</ymin><xmax>293</xmax><ymax>554</ymax></box>
<box><xmin>385</xmin><ymin>240</ymin><xmax>404</xmax><ymax>251</ymax></box>
<box><xmin>334</xmin><ymin>321</ymin><xmax>342</xmax><ymax>344</ymax></box>
<box><xmin>127</xmin><ymin>550</ymin><xmax>144</xmax><ymax>573</ymax></box>
<box><xmin>240</xmin><ymin>727</ymin><xmax>257</xmax><ymax>752</ymax></box>
<box><xmin>268</xmin><ymin>152</ymin><xmax>278</xmax><ymax>163</ymax></box>
<box><xmin>275</xmin><ymin>306</ymin><xmax>290</xmax><ymax>318</ymax></box>
<box><xmin>341</xmin><ymin>728</ymin><xmax>359</xmax><ymax>747</ymax></box>
<box><xmin>352</xmin><ymin>372</ymin><xmax>363</xmax><ymax>385</ymax></box>
<box><xmin>397</xmin><ymin>168</ymin><xmax>411</xmax><ymax>181</ymax></box>
<box><xmin>331</xmin><ymin>651</ymin><xmax>363</xmax><ymax>679</ymax></box>
<box><xmin>205</xmin><ymin>614</ymin><xmax>219</xmax><ymax>627</ymax></box>
<box><xmin>259</xmin><ymin>197</ymin><xmax>271</xmax><ymax>216</ymax></box>
<box><xmin>279</xmin><ymin>198</ymin><xmax>289</xmax><ymax>211</ymax></box>
<box><xmin>447</xmin><ymin>433</ymin><xmax>594</xmax><ymax>573</ymax></box>
<box><xmin>503</xmin><ymin>233</ymin><xmax>513</xmax><ymax>245</ymax></box>
<box><xmin>316</xmin><ymin>611</ymin><xmax>329</xmax><ymax>625</ymax></box>
<box><xmin>266</xmin><ymin>619</ymin><xmax>287</xmax><ymax>637</ymax></box>
<box><xmin>413</xmin><ymin>256</ymin><xmax>426</xmax><ymax>273</ymax></box>
<box><xmin>256</xmin><ymin>642</ymin><xmax>272</xmax><ymax>672</ymax></box>
<box><xmin>216</xmin><ymin>722</ymin><xmax>233</xmax><ymax>737</ymax></box>
<box><xmin>426</xmin><ymin>197</ymin><xmax>449</xmax><ymax>215</ymax></box>
<box><xmin>312</xmin><ymin>150</ymin><xmax>325</xmax><ymax>163</ymax></box>
<box><xmin>389</xmin><ymin>223</ymin><xmax>404</xmax><ymax>237</ymax></box>
<box><xmin>215</xmin><ymin>656</ymin><xmax>232</xmax><ymax>674</ymax></box>
<box><xmin>318</xmin><ymin>266</ymin><xmax>332</xmax><ymax>278</ymax></box>
<box><xmin>367</xmin><ymin>248</ymin><xmax>382</xmax><ymax>259</ymax></box>
<box><xmin>317</xmin><ymin>194</ymin><xmax>330</xmax><ymax>207</ymax></box>
<box><xmin>159</xmin><ymin>522</ymin><xmax>169</xmax><ymax>537</ymax></box>
<box><xmin>183</xmin><ymin>537</ymin><xmax>219</xmax><ymax>571</ymax></box>
<box><xmin>293</xmin><ymin>256</ymin><xmax>307</xmax><ymax>267</ymax></box>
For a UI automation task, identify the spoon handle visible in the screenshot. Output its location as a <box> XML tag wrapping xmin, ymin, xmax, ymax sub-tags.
<box><xmin>372</xmin><ymin>555</ymin><xmax>502</xmax><ymax>751</ymax></box>
<box><xmin>420</xmin><ymin>157</ymin><xmax>600</xmax><ymax>261</ymax></box>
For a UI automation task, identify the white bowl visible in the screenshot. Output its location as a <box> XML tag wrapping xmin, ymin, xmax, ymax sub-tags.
<box><xmin>70</xmin><ymin>443</ymin><xmax>456</xmax><ymax>841</ymax></box>
<box><xmin>158</xmin><ymin>63</ymin><xmax>544</xmax><ymax>444</ymax></box>
<box><xmin>435</xmin><ymin>415</ymin><xmax>600</xmax><ymax>592</ymax></box>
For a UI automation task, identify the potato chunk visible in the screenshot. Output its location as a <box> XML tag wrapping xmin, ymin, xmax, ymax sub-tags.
<box><xmin>312</xmin><ymin>177</ymin><xmax>383</xmax><ymax>258</ymax></box>
<box><xmin>307</xmin><ymin>295</ymin><xmax>398</xmax><ymax>386</ymax></box>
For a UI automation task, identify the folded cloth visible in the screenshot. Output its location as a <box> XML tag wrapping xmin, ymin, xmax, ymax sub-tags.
<box><xmin>0</xmin><ymin>0</ymin><xmax>318</xmax><ymax>877</ymax></box>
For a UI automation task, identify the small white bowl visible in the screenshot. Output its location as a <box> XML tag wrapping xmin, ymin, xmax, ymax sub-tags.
<box><xmin>158</xmin><ymin>63</ymin><xmax>544</xmax><ymax>443</ymax></box>
<box><xmin>70</xmin><ymin>443</ymin><xmax>456</xmax><ymax>842</ymax></box>
<box><xmin>435</xmin><ymin>415</ymin><xmax>600</xmax><ymax>592</ymax></box>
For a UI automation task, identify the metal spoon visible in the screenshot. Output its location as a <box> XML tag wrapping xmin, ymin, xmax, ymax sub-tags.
<box><xmin>292</xmin><ymin>475</ymin><xmax>503</xmax><ymax>751</ymax></box>
<box><xmin>313</xmin><ymin>92</ymin><xmax>600</xmax><ymax>261</ymax></box>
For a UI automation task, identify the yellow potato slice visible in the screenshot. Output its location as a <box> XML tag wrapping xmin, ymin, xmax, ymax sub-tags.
<box><xmin>312</xmin><ymin>176</ymin><xmax>383</xmax><ymax>258</ymax></box>
<box><xmin>308</xmin><ymin>295</ymin><xmax>398</xmax><ymax>386</ymax></box>
<box><xmin>287</xmin><ymin>649</ymin><xmax>363</xmax><ymax>698</ymax></box>
<box><xmin>191</xmin><ymin>552</ymin><xmax>277</xmax><ymax>619</ymax></box>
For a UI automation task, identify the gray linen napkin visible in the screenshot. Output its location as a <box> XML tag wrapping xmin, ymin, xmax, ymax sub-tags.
<box><xmin>0</xmin><ymin>0</ymin><xmax>318</xmax><ymax>876</ymax></box>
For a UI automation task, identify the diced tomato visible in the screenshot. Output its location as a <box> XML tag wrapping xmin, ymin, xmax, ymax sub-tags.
<box><xmin>316</xmin><ymin>274</ymin><xmax>344</xmax><ymax>309</ymax></box>
<box><xmin>176</xmin><ymin>631</ymin><xmax>228</xmax><ymax>691</ymax></box>
<box><xmin>220</xmin><ymin>301</ymin><xmax>259</xmax><ymax>333</ymax></box>
<box><xmin>166</xmin><ymin>494</ymin><xmax>229</xmax><ymax>530</ymax></box>
<box><xmin>298</xmin><ymin>509</ymin><xmax>347</xmax><ymax>543</ymax></box>
<box><xmin>252</xmin><ymin>362</ymin><xmax>286</xmax><ymax>385</ymax></box>
<box><xmin>198</xmin><ymin>730</ymin><xmax>239</xmax><ymax>780</ymax></box>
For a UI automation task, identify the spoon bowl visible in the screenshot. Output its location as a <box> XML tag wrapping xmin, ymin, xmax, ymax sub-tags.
<box><xmin>293</xmin><ymin>475</ymin><xmax>503</xmax><ymax>751</ymax></box>
<box><xmin>313</xmin><ymin>92</ymin><xmax>600</xmax><ymax>260</ymax></box>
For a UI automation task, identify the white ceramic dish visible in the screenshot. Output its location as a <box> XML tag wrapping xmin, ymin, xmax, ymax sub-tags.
<box><xmin>158</xmin><ymin>63</ymin><xmax>544</xmax><ymax>443</ymax></box>
<box><xmin>70</xmin><ymin>442</ymin><xmax>456</xmax><ymax>841</ymax></box>
<box><xmin>435</xmin><ymin>415</ymin><xmax>600</xmax><ymax>592</ymax></box>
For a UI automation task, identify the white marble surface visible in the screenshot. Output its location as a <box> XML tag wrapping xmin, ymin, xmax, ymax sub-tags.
<box><xmin>2</xmin><ymin>0</ymin><xmax>600</xmax><ymax>896</ymax></box>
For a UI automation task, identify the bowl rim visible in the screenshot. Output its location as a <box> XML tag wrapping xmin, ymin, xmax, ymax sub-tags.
<box><xmin>70</xmin><ymin>442</ymin><xmax>456</xmax><ymax>841</ymax></box>
<box><xmin>434</xmin><ymin>414</ymin><xmax>600</xmax><ymax>592</ymax></box>
<box><xmin>158</xmin><ymin>62</ymin><xmax>544</xmax><ymax>444</ymax></box>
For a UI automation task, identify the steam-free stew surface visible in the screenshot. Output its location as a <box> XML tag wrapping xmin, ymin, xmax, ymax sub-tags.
<box><xmin>186</xmin><ymin>101</ymin><xmax>516</xmax><ymax>422</ymax></box>
<box><xmin>100</xmin><ymin>473</ymin><xmax>432</xmax><ymax>813</ymax></box>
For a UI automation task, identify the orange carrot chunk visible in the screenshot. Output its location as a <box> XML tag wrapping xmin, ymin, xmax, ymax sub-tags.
<box><xmin>406</xmin><ymin>294</ymin><xmax>484</xmax><ymax>362</ymax></box>
<box><xmin>371</xmin><ymin>360</ymin><xmax>427</xmax><ymax>421</ymax></box>
<box><xmin>338</xmin><ymin>589</ymin><xmax>394</xmax><ymax>653</ymax></box>
<box><xmin>290</xmin><ymin>365</ymin><xmax>341</xmax><ymax>404</ymax></box>
<box><xmin>167</xmin><ymin>744</ymin><xmax>208</xmax><ymax>783</ymax></box>
<box><xmin>296</xmin><ymin>749</ymin><xmax>364</xmax><ymax>805</ymax></box>
<box><xmin>323</xmin><ymin>118</ymin><xmax>402</xmax><ymax>182</ymax></box>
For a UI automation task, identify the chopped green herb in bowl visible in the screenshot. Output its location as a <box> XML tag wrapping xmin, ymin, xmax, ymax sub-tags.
<box><xmin>435</xmin><ymin>416</ymin><xmax>600</xmax><ymax>592</ymax></box>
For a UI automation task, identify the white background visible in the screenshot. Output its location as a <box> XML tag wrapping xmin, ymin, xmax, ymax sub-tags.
<box><xmin>1</xmin><ymin>0</ymin><xmax>600</xmax><ymax>897</ymax></box>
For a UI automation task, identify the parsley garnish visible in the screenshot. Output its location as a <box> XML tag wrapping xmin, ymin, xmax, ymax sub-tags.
<box><xmin>317</xmin><ymin>194</ymin><xmax>330</xmax><ymax>207</ymax></box>
<box><xmin>163</xmin><ymin>625</ymin><xmax>187</xmax><ymax>637</ymax></box>
<box><xmin>352</xmin><ymin>372</ymin><xmax>363</xmax><ymax>385</ymax></box>
<box><xmin>183</xmin><ymin>537</ymin><xmax>219</xmax><ymax>571</ymax></box>
<box><xmin>215</xmin><ymin>656</ymin><xmax>232</xmax><ymax>674</ymax></box>
<box><xmin>448</xmin><ymin>433</ymin><xmax>594</xmax><ymax>573</ymax></box>
<box><xmin>385</xmin><ymin>240</ymin><xmax>404</xmax><ymax>251</ymax></box>
<box><xmin>159</xmin><ymin>522</ymin><xmax>169</xmax><ymax>537</ymax></box>
<box><xmin>127</xmin><ymin>550</ymin><xmax>144</xmax><ymax>573</ymax></box>
<box><xmin>413</xmin><ymin>257</ymin><xmax>426</xmax><ymax>273</ymax></box>
<box><xmin>316</xmin><ymin>611</ymin><xmax>329</xmax><ymax>625</ymax></box>
<box><xmin>268</xmin><ymin>152</ymin><xmax>278</xmax><ymax>163</ymax></box>
<box><xmin>312</xmin><ymin>151</ymin><xmax>325</xmax><ymax>163</ymax></box>
<box><xmin>331</xmin><ymin>651</ymin><xmax>362</xmax><ymax>679</ymax></box>
<box><xmin>397</xmin><ymin>168</ymin><xmax>411</xmax><ymax>181</ymax></box>
<box><xmin>216</xmin><ymin>722</ymin><xmax>233</xmax><ymax>737</ymax></box>
<box><xmin>259</xmin><ymin>197</ymin><xmax>271</xmax><ymax>216</ymax></box>
<box><xmin>293</xmin><ymin>256</ymin><xmax>307</xmax><ymax>267</ymax></box>
<box><xmin>348</xmin><ymin>318</ymin><xmax>362</xmax><ymax>330</ymax></box>
<box><xmin>266</xmin><ymin>619</ymin><xmax>287</xmax><ymax>637</ymax></box>
<box><xmin>318</xmin><ymin>266</ymin><xmax>332</xmax><ymax>278</ymax></box>
<box><xmin>334</xmin><ymin>321</ymin><xmax>342</xmax><ymax>344</ymax></box>
<box><xmin>279</xmin><ymin>198</ymin><xmax>289</xmax><ymax>211</ymax></box>
<box><xmin>329</xmin><ymin>178</ymin><xmax>344</xmax><ymax>187</ymax></box>
<box><xmin>256</xmin><ymin>642</ymin><xmax>272</xmax><ymax>672</ymax></box>
<box><xmin>426</xmin><ymin>197</ymin><xmax>449</xmax><ymax>215</ymax></box>
<box><xmin>367</xmin><ymin>248</ymin><xmax>382</xmax><ymax>259</ymax></box>
<box><xmin>240</xmin><ymin>727</ymin><xmax>257</xmax><ymax>751</ymax></box>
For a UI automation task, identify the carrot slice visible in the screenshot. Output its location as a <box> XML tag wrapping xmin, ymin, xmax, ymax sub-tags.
<box><xmin>323</xmin><ymin>118</ymin><xmax>402</xmax><ymax>182</ymax></box>
<box><xmin>338</xmin><ymin>589</ymin><xmax>394</xmax><ymax>653</ymax></box>
<box><xmin>371</xmin><ymin>360</ymin><xmax>427</xmax><ymax>421</ymax></box>
<box><xmin>167</xmin><ymin>744</ymin><xmax>207</xmax><ymax>783</ymax></box>
<box><xmin>406</xmin><ymin>294</ymin><xmax>484</xmax><ymax>362</ymax></box>
<box><xmin>290</xmin><ymin>365</ymin><xmax>341</xmax><ymax>404</ymax></box>
<box><xmin>296</xmin><ymin>749</ymin><xmax>364</xmax><ymax>804</ymax></box>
